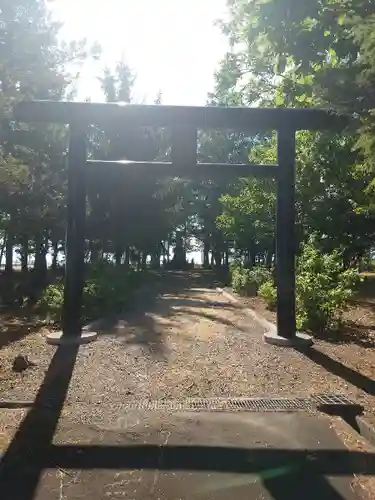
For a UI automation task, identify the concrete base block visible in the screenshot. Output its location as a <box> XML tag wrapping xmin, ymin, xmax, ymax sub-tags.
<box><xmin>264</xmin><ymin>329</ymin><xmax>313</xmax><ymax>347</ymax></box>
<box><xmin>46</xmin><ymin>330</ymin><xmax>98</xmax><ymax>346</ymax></box>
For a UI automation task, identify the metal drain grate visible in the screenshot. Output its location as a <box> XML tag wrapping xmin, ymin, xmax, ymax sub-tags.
<box><xmin>311</xmin><ymin>394</ymin><xmax>356</xmax><ymax>406</ymax></box>
<box><xmin>0</xmin><ymin>395</ymin><xmax>358</xmax><ymax>413</ymax></box>
<box><xmin>123</xmin><ymin>397</ymin><xmax>312</xmax><ymax>412</ymax></box>
<box><xmin>122</xmin><ymin>395</ymin><xmax>359</xmax><ymax>413</ymax></box>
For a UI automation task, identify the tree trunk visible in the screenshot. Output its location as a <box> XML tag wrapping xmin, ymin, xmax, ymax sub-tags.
<box><xmin>124</xmin><ymin>246</ymin><xmax>130</xmax><ymax>269</ymax></box>
<box><xmin>265</xmin><ymin>251</ymin><xmax>271</xmax><ymax>267</ymax></box>
<box><xmin>266</xmin><ymin>240</ymin><xmax>275</xmax><ymax>267</ymax></box>
<box><xmin>100</xmin><ymin>239</ymin><xmax>106</xmax><ymax>261</ymax></box>
<box><xmin>21</xmin><ymin>235</ymin><xmax>29</xmax><ymax>272</ymax></box>
<box><xmin>203</xmin><ymin>241</ymin><xmax>210</xmax><ymax>268</ymax></box>
<box><xmin>51</xmin><ymin>239</ymin><xmax>59</xmax><ymax>270</ymax></box>
<box><xmin>0</xmin><ymin>232</ymin><xmax>6</xmax><ymax>267</ymax></box>
<box><xmin>213</xmin><ymin>248</ymin><xmax>222</xmax><ymax>268</ymax></box>
<box><xmin>224</xmin><ymin>248</ymin><xmax>229</xmax><ymax>267</ymax></box>
<box><xmin>89</xmin><ymin>240</ymin><xmax>100</xmax><ymax>264</ymax></box>
<box><xmin>150</xmin><ymin>248</ymin><xmax>161</xmax><ymax>269</ymax></box>
<box><xmin>161</xmin><ymin>241</ymin><xmax>168</xmax><ymax>263</ymax></box>
<box><xmin>141</xmin><ymin>252</ymin><xmax>147</xmax><ymax>270</ymax></box>
<box><xmin>173</xmin><ymin>233</ymin><xmax>186</xmax><ymax>269</ymax></box>
<box><xmin>245</xmin><ymin>238</ymin><xmax>256</xmax><ymax>267</ymax></box>
<box><xmin>34</xmin><ymin>233</ymin><xmax>47</xmax><ymax>281</ymax></box>
<box><xmin>167</xmin><ymin>241</ymin><xmax>170</xmax><ymax>263</ymax></box>
<box><xmin>115</xmin><ymin>247</ymin><xmax>123</xmax><ymax>267</ymax></box>
<box><xmin>5</xmin><ymin>231</ymin><xmax>13</xmax><ymax>274</ymax></box>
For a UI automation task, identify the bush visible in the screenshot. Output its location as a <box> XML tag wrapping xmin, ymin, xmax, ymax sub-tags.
<box><xmin>232</xmin><ymin>267</ymin><xmax>254</xmax><ymax>295</ymax></box>
<box><xmin>258</xmin><ymin>280</ymin><xmax>277</xmax><ymax>310</ymax></box>
<box><xmin>229</xmin><ymin>259</ymin><xmax>242</xmax><ymax>274</ymax></box>
<box><xmin>257</xmin><ymin>241</ymin><xmax>361</xmax><ymax>333</ymax></box>
<box><xmin>248</xmin><ymin>266</ymin><xmax>273</xmax><ymax>288</ymax></box>
<box><xmin>38</xmin><ymin>280</ymin><xmax>64</xmax><ymax>320</ymax></box>
<box><xmin>38</xmin><ymin>263</ymin><xmax>150</xmax><ymax>323</ymax></box>
<box><xmin>231</xmin><ymin>265</ymin><xmax>272</xmax><ymax>296</ymax></box>
<box><xmin>296</xmin><ymin>242</ymin><xmax>360</xmax><ymax>332</ymax></box>
<box><xmin>82</xmin><ymin>264</ymin><xmax>133</xmax><ymax>321</ymax></box>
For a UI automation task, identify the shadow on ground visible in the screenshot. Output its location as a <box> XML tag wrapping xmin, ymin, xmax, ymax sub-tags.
<box><xmin>315</xmin><ymin>322</ymin><xmax>375</xmax><ymax>349</ymax></box>
<box><xmin>296</xmin><ymin>345</ymin><xmax>375</xmax><ymax>396</ymax></box>
<box><xmin>0</xmin><ymin>312</ymin><xmax>45</xmax><ymax>350</ymax></box>
<box><xmin>0</xmin><ymin>271</ymin><xmax>373</xmax><ymax>499</ymax></box>
<box><xmin>85</xmin><ymin>271</ymin><xmax>240</xmax><ymax>360</ymax></box>
<box><xmin>0</xmin><ymin>338</ymin><xmax>370</xmax><ymax>500</ymax></box>
<box><xmin>85</xmin><ymin>270</ymin><xmax>375</xmax><ymax>398</ymax></box>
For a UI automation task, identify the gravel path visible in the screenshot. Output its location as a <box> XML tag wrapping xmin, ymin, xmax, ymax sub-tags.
<box><xmin>1</xmin><ymin>270</ymin><xmax>374</xmax><ymax>432</ymax></box>
<box><xmin>1</xmin><ymin>271</ymin><xmax>375</xmax><ymax>499</ymax></box>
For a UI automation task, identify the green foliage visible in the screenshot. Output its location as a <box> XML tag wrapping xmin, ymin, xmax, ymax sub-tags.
<box><xmin>211</xmin><ymin>0</ymin><xmax>375</xmax><ymax>257</ymax></box>
<box><xmin>38</xmin><ymin>264</ymin><xmax>150</xmax><ymax>323</ymax></box>
<box><xmin>215</xmin><ymin>128</ymin><xmax>375</xmax><ymax>265</ymax></box>
<box><xmin>217</xmin><ymin>177</ymin><xmax>276</xmax><ymax>261</ymax></box>
<box><xmin>231</xmin><ymin>264</ymin><xmax>272</xmax><ymax>296</ymax></box>
<box><xmin>248</xmin><ymin>266</ymin><xmax>273</xmax><ymax>289</ymax></box>
<box><xmin>258</xmin><ymin>280</ymin><xmax>277</xmax><ymax>310</ymax></box>
<box><xmin>38</xmin><ymin>280</ymin><xmax>64</xmax><ymax>320</ymax></box>
<box><xmin>295</xmin><ymin>240</ymin><xmax>361</xmax><ymax>332</ymax></box>
<box><xmin>81</xmin><ymin>263</ymin><xmax>136</xmax><ymax>320</ymax></box>
<box><xmin>258</xmin><ymin>240</ymin><xmax>361</xmax><ymax>333</ymax></box>
<box><xmin>0</xmin><ymin>0</ymin><xmax>99</xmax><ymax>277</ymax></box>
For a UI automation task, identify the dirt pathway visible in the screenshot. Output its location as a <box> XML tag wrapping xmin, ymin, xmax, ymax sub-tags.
<box><xmin>1</xmin><ymin>270</ymin><xmax>373</xmax><ymax>429</ymax></box>
<box><xmin>1</xmin><ymin>271</ymin><xmax>375</xmax><ymax>499</ymax></box>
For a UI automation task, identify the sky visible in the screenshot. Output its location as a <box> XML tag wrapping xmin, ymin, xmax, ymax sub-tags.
<box><xmin>51</xmin><ymin>0</ymin><xmax>229</xmax><ymax>105</ymax></box>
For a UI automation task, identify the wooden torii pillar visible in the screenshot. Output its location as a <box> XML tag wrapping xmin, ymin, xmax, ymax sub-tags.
<box><xmin>14</xmin><ymin>101</ymin><xmax>344</xmax><ymax>346</ymax></box>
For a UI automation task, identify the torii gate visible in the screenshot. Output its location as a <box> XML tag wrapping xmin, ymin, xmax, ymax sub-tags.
<box><xmin>15</xmin><ymin>101</ymin><xmax>344</xmax><ymax>347</ymax></box>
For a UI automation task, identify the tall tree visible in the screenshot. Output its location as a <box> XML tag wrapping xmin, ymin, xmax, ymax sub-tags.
<box><xmin>0</xmin><ymin>0</ymin><xmax>98</xmax><ymax>277</ymax></box>
<box><xmin>210</xmin><ymin>0</ymin><xmax>375</xmax><ymax>262</ymax></box>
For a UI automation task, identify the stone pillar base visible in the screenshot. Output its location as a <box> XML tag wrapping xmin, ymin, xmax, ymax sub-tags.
<box><xmin>264</xmin><ymin>329</ymin><xmax>313</xmax><ymax>347</ymax></box>
<box><xmin>46</xmin><ymin>331</ymin><xmax>97</xmax><ymax>346</ymax></box>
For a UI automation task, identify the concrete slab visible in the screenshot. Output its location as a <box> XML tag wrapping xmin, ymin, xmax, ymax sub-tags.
<box><xmin>11</xmin><ymin>411</ymin><xmax>361</xmax><ymax>500</ymax></box>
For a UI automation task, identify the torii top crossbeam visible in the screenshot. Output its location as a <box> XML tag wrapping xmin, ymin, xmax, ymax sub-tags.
<box><xmin>14</xmin><ymin>100</ymin><xmax>345</xmax><ymax>131</ymax></box>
